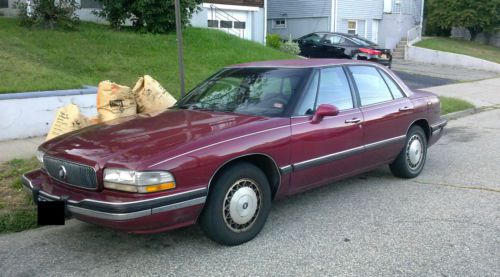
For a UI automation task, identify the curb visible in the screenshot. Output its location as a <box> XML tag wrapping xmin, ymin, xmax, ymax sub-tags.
<box><xmin>443</xmin><ymin>106</ymin><xmax>497</xmax><ymax>121</ymax></box>
<box><xmin>0</xmin><ymin>86</ymin><xmax>97</xmax><ymax>100</ymax></box>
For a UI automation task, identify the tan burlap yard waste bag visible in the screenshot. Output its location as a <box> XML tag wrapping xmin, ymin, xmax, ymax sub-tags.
<box><xmin>46</xmin><ymin>104</ymin><xmax>89</xmax><ymax>141</ymax></box>
<box><xmin>132</xmin><ymin>75</ymin><xmax>177</xmax><ymax>113</ymax></box>
<box><xmin>97</xmin><ymin>80</ymin><xmax>137</xmax><ymax>122</ymax></box>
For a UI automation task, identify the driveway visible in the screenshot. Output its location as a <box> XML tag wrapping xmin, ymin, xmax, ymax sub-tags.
<box><xmin>0</xmin><ymin>109</ymin><xmax>498</xmax><ymax>276</ymax></box>
<box><xmin>394</xmin><ymin>70</ymin><xmax>457</xmax><ymax>90</ymax></box>
<box><xmin>392</xmin><ymin>59</ymin><xmax>500</xmax><ymax>90</ymax></box>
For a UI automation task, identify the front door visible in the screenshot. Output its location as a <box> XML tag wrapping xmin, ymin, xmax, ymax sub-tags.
<box><xmin>298</xmin><ymin>33</ymin><xmax>324</xmax><ymax>57</ymax></box>
<box><xmin>289</xmin><ymin>66</ymin><xmax>364</xmax><ymax>194</ymax></box>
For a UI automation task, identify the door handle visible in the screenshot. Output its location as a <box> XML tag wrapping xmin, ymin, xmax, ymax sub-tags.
<box><xmin>345</xmin><ymin>118</ymin><xmax>361</xmax><ymax>124</ymax></box>
<box><xmin>399</xmin><ymin>106</ymin><xmax>414</xmax><ymax>111</ymax></box>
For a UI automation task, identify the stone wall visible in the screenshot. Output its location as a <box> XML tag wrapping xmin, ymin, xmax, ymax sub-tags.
<box><xmin>451</xmin><ymin>27</ymin><xmax>500</xmax><ymax>48</ymax></box>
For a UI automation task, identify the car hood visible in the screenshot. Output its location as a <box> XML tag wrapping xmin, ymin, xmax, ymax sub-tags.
<box><xmin>41</xmin><ymin>109</ymin><xmax>287</xmax><ymax>170</ymax></box>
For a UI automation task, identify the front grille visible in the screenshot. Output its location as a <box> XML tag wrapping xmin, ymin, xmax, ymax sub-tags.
<box><xmin>44</xmin><ymin>156</ymin><xmax>98</xmax><ymax>190</ymax></box>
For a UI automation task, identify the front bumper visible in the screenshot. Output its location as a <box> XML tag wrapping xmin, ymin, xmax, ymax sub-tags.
<box><xmin>22</xmin><ymin>169</ymin><xmax>207</xmax><ymax>232</ymax></box>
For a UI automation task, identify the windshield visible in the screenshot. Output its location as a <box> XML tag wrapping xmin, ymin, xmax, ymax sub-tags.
<box><xmin>176</xmin><ymin>67</ymin><xmax>311</xmax><ymax>117</ymax></box>
<box><xmin>350</xmin><ymin>37</ymin><xmax>378</xmax><ymax>47</ymax></box>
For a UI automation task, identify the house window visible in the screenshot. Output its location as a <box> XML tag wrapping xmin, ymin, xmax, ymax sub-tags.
<box><xmin>273</xmin><ymin>19</ymin><xmax>286</xmax><ymax>29</ymax></box>
<box><xmin>347</xmin><ymin>20</ymin><xmax>357</xmax><ymax>35</ymax></box>
<box><xmin>234</xmin><ymin>21</ymin><xmax>246</xmax><ymax>29</ymax></box>
<box><xmin>207</xmin><ymin>20</ymin><xmax>218</xmax><ymax>28</ymax></box>
<box><xmin>220</xmin><ymin>20</ymin><xmax>232</xmax><ymax>28</ymax></box>
<box><xmin>0</xmin><ymin>0</ymin><xmax>8</xmax><ymax>8</ymax></box>
<box><xmin>80</xmin><ymin>0</ymin><xmax>102</xmax><ymax>9</ymax></box>
<box><xmin>383</xmin><ymin>0</ymin><xmax>392</xmax><ymax>13</ymax></box>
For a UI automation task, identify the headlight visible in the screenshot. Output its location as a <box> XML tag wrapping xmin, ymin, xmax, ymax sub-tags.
<box><xmin>103</xmin><ymin>168</ymin><xmax>176</xmax><ymax>193</ymax></box>
<box><xmin>36</xmin><ymin>150</ymin><xmax>45</xmax><ymax>168</ymax></box>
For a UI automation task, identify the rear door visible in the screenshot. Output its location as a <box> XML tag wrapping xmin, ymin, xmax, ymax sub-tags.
<box><xmin>321</xmin><ymin>34</ymin><xmax>347</xmax><ymax>58</ymax></box>
<box><xmin>289</xmin><ymin>66</ymin><xmax>364</xmax><ymax>194</ymax></box>
<box><xmin>346</xmin><ymin>65</ymin><xmax>414</xmax><ymax>165</ymax></box>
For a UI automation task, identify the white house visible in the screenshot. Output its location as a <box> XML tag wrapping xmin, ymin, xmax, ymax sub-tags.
<box><xmin>190</xmin><ymin>1</ymin><xmax>267</xmax><ymax>44</ymax></box>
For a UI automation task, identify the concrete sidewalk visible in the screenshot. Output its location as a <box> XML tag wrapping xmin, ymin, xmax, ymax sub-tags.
<box><xmin>0</xmin><ymin>136</ymin><xmax>44</xmax><ymax>163</ymax></box>
<box><xmin>0</xmin><ymin>77</ymin><xmax>498</xmax><ymax>163</ymax></box>
<box><xmin>424</xmin><ymin>77</ymin><xmax>500</xmax><ymax>108</ymax></box>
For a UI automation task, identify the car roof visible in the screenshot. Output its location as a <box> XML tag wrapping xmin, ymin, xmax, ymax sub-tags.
<box><xmin>227</xmin><ymin>59</ymin><xmax>371</xmax><ymax>69</ymax></box>
<box><xmin>311</xmin><ymin>31</ymin><xmax>361</xmax><ymax>38</ymax></box>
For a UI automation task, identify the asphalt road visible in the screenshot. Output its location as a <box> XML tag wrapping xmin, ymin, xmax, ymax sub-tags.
<box><xmin>393</xmin><ymin>71</ymin><xmax>457</xmax><ymax>90</ymax></box>
<box><xmin>1</xmin><ymin>109</ymin><xmax>499</xmax><ymax>276</ymax></box>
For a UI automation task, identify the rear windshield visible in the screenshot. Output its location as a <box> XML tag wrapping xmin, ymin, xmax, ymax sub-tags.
<box><xmin>176</xmin><ymin>68</ymin><xmax>311</xmax><ymax>117</ymax></box>
<box><xmin>350</xmin><ymin>37</ymin><xmax>378</xmax><ymax>47</ymax></box>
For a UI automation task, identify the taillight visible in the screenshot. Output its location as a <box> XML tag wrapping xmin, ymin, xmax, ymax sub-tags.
<box><xmin>359</xmin><ymin>48</ymin><xmax>382</xmax><ymax>55</ymax></box>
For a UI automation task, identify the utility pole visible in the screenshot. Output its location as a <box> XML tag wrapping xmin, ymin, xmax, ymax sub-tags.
<box><xmin>174</xmin><ymin>0</ymin><xmax>186</xmax><ymax>97</ymax></box>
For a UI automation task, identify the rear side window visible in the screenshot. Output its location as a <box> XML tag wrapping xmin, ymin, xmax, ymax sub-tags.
<box><xmin>349</xmin><ymin>66</ymin><xmax>393</xmax><ymax>106</ymax></box>
<box><xmin>324</xmin><ymin>35</ymin><xmax>346</xmax><ymax>45</ymax></box>
<box><xmin>378</xmin><ymin>69</ymin><xmax>405</xmax><ymax>99</ymax></box>
<box><xmin>317</xmin><ymin>67</ymin><xmax>353</xmax><ymax>110</ymax></box>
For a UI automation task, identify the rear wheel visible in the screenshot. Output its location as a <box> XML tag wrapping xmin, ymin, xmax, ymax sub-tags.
<box><xmin>390</xmin><ymin>125</ymin><xmax>427</xmax><ymax>178</ymax></box>
<box><xmin>199</xmin><ymin>162</ymin><xmax>271</xmax><ymax>245</ymax></box>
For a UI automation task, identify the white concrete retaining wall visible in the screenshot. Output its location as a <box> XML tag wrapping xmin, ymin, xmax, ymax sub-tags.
<box><xmin>0</xmin><ymin>87</ymin><xmax>98</xmax><ymax>141</ymax></box>
<box><xmin>406</xmin><ymin>45</ymin><xmax>500</xmax><ymax>73</ymax></box>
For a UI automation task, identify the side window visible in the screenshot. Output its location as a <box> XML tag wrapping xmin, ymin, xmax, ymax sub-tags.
<box><xmin>295</xmin><ymin>72</ymin><xmax>319</xmax><ymax>115</ymax></box>
<box><xmin>317</xmin><ymin>67</ymin><xmax>353</xmax><ymax>110</ymax></box>
<box><xmin>378</xmin><ymin>69</ymin><xmax>405</xmax><ymax>99</ymax></box>
<box><xmin>349</xmin><ymin>66</ymin><xmax>393</xmax><ymax>106</ymax></box>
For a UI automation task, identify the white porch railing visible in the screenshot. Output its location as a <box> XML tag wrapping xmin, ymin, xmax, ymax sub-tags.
<box><xmin>407</xmin><ymin>24</ymin><xmax>422</xmax><ymax>46</ymax></box>
<box><xmin>210</xmin><ymin>4</ymin><xmax>245</xmax><ymax>39</ymax></box>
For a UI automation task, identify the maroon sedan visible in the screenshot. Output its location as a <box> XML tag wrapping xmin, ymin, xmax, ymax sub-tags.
<box><xmin>23</xmin><ymin>59</ymin><xmax>446</xmax><ymax>245</ymax></box>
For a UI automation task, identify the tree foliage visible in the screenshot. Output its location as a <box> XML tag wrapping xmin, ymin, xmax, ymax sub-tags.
<box><xmin>14</xmin><ymin>0</ymin><xmax>80</xmax><ymax>30</ymax></box>
<box><xmin>426</xmin><ymin>0</ymin><xmax>500</xmax><ymax>40</ymax></box>
<box><xmin>95</xmin><ymin>0</ymin><xmax>201</xmax><ymax>33</ymax></box>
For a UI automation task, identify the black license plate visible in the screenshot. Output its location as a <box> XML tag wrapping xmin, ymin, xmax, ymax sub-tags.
<box><xmin>38</xmin><ymin>199</ymin><xmax>66</xmax><ymax>225</ymax></box>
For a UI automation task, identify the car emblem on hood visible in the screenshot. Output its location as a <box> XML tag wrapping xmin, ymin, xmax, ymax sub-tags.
<box><xmin>58</xmin><ymin>165</ymin><xmax>67</xmax><ymax>180</ymax></box>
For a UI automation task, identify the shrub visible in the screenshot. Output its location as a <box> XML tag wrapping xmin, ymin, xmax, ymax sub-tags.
<box><xmin>266</xmin><ymin>34</ymin><xmax>282</xmax><ymax>49</ymax></box>
<box><xmin>95</xmin><ymin>0</ymin><xmax>201</xmax><ymax>33</ymax></box>
<box><xmin>280</xmin><ymin>35</ymin><xmax>300</xmax><ymax>55</ymax></box>
<box><xmin>14</xmin><ymin>0</ymin><xmax>80</xmax><ymax>30</ymax></box>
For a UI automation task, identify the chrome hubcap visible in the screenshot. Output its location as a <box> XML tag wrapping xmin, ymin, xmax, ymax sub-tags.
<box><xmin>223</xmin><ymin>178</ymin><xmax>261</xmax><ymax>232</ymax></box>
<box><xmin>407</xmin><ymin>135</ymin><xmax>423</xmax><ymax>169</ymax></box>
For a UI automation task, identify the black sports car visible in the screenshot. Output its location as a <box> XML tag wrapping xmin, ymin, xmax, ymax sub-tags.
<box><xmin>296</xmin><ymin>32</ymin><xmax>392</xmax><ymax>67</ymax></box>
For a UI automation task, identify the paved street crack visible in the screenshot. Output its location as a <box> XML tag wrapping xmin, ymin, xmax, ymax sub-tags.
<box><xmin>412</xmin><ymin>180</ymin><xmax>500</xmax><ymax>193</ymax></box>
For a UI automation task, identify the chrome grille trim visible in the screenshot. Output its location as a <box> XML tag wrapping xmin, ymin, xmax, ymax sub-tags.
<box><xmin>43</xmin><ymin>156</ymin><xmax>98</xmax><ymax>190</ymax></box>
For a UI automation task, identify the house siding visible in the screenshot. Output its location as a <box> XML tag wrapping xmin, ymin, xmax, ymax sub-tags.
<box><xmin>268</xmin><ymin>0</ymin><xmax>331</xmax><ymax>19</ymax></box>
<box><xmin>267</xmin><ymin>17</ymin><xmax>330</xmax><ymax>39</ymax></box>
<box><xmin>267</xmin><ymin>0</ymin><xmax>423</xmax><ymax>48</ymax></box>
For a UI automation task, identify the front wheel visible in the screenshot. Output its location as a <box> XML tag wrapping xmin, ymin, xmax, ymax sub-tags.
<box><xmin>390</xmin><ymin>125</ymin><xmax>428</xmax><ymax>178</ymax></box>
<box><xmin>199</xmin><ymin>162</ymin><xmax>271</xmax><ymax>245</ymax></box>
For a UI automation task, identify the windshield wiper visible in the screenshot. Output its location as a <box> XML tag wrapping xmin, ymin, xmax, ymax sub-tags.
<box><xmin>175</xmin><ymin>103</ymin><xmax>215</xmax><ymax>112</ymax></box>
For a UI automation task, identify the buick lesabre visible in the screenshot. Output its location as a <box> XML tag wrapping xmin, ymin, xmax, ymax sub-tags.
<box><xmin>22</xmin><ymin>59</ymin><xmax>446</xmax><ymax>245</ymax></box>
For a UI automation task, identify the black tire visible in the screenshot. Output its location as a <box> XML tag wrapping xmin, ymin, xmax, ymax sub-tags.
<box><xmin>199</xmin><ymin>162</ymin><xmax>272</xmax><ymax>246</ymax></box>
<box><xmin>390</xmin><ymin>125</ymin><xmax>428</xmax><ymax>178</ymax></box>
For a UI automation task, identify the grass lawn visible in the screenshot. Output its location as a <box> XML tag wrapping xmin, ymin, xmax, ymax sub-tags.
<box><xmin>440</xmin><ymin>96</ymin><xmax>475</xmax><ymax>114</ymax></box>
<box><xmin>0</xmin><ymin>18</ymin><xmax>293</xmax><ymax>96</ymax></box>
<box><xmin>0</xmin><ymin>158</ymin><xmax>38</xmax><ymax>233</ymax></box>
<box><xmin>415</xmin><ymin>37</ymin><xmax>500</xmax><ymax>64</ymax></box>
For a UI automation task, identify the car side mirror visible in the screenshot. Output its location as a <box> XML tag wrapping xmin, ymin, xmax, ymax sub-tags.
<box><xmin>311</xmin><ymin>104</ymin><xmax>339</xmax><ymax>124</ymax></box>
